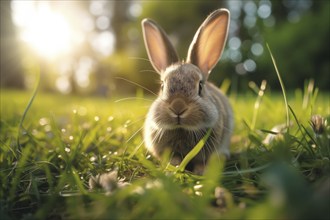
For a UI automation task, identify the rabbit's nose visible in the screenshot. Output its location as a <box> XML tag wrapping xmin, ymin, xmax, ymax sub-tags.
<box><xmin>169</xmin><ymin>98</ymin><xmax>188</xmax><ymax>116</ymax></box>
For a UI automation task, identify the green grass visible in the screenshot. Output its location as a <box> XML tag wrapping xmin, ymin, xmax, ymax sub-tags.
<box><xmin>0</xmin><ymin>83</ymin><xmax>329</xmax><ymax>219</ymax></box>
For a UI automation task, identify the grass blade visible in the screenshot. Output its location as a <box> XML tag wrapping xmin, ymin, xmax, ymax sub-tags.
<box><xmin>267</xmin><ymin>44</ymin><xmax>290</xmax><ymax>129</ymax></box>
<box><xmin>251</xmin><ymin>80</ymin><xmax>267</xmax><ymax>130</ymax></box>
<box><xmin>289</xmin><ymin>105</ymin><xmax>315</xmax><ymax>157</ymax></box>
<box><xmin>17</xmin><ymin>64</ymin><xmax>40</xmax><ymax>152</ymax></box>
<box><xmin>177</xmin><ymin>128</ymin><xmax>212</xmax><ymax>172</ymax></box>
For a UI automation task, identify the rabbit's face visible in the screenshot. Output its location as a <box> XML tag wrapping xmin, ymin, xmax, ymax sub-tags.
<box><xmin>150</xmin><ymin>63</ymin><xmax>219</xmax><ymax>131</ymax></box>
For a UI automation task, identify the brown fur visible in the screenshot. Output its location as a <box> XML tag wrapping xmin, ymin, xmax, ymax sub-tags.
<box><xmin>142</xmin><ymin>9</ymin><xmax>233</xmax><ymax>174</ymax></box>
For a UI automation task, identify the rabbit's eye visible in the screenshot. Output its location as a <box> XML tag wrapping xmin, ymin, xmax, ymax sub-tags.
<box><xmin>198</xmin><ymin>81</ymin><xmax>203</xmax><ymax>96</ymax></box>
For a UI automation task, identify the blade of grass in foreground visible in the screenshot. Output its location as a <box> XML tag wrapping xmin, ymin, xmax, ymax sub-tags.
<box><xmin>267</xmin><ymin>44</ymin><xmax>290</xmax><ymax>129</ymax></box>
<box><xmin>177</xmin><ymin>129</ymin><xmax>212</xmax><ymax>172</ymax></box>
<box><xmin>17</xmin><ymin>64</ymin><xmax>40</xmax><ymax>152</ymax></box>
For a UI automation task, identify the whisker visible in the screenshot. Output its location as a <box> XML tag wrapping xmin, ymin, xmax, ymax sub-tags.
<box><xmin>128</xmin><ymin>139</ymin><xmax>145</xmax><ymax>159</ymax></box>
<box><xmin>128</xmin><ymin>56</ymin><xmax>150</xmax><ymax>62</ymax></box>
<box><xmin>126</xmin><ymin>126</ymin><xmax>144</xmax><ymax>143</ymax></box>
<box><xmin>125</xmin><ymin>116</ymin><xmax>146</xmax><ymax>127</ymax></box>
<box><xmin>156</xmin><ymin>127</ymin><xmax>165</xmax><ymax>143</ymax></box>
<box><xmin>151</xmin><ymin>127</ymin><xmax>163</xmax><ymax>146</ymax></box>
<box><xmin>115</xmin><ymin>97</ymin><xmax>154</xmax><ymax>103</ymax></box>
<box><xmin>139</xmin><ymin>69</ymin><xmax>158</xmax><ymax>74</ymax></box>
<box><xmin>115</xmin><ymin>76</ymin><xmax>157</xmax><ymax>96</ymax></box>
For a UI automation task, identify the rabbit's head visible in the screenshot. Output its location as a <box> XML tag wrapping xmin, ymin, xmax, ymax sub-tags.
<box><xmin>142</xmin><ymin>9</ymin><xmax>230</xmax><ymax>131</ymax></box>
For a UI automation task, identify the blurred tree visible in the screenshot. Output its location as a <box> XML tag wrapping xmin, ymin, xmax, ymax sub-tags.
<box><xmin>84</xmin><ymin>0</ymin><xmax>139</xmax><ymax>96</ymax></box>
<box><xmin>220</xmin><ymin>0</ymin><xmax>329</xmax><ymax>91</ymax></box>
<box><xmin>6</xmin><ymin>0</ymin><xmax>329</xmax><ymax>94</ymax></box>
<box><xmin>261</xmin><ymin>0</ymin><xmax>329</xmax><ymax>90</ymax></box>
<box><xmin>0</xmin><ymin>0</ymin><xmax>25</xmax><ymax>89</ymax></box>
<box><xmin>111</xmin><ymin>1</ymin><xmax>131</xmax><ymax>51</ymax></box>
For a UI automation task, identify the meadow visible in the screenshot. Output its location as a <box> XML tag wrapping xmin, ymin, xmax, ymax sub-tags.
<box><xmin>0</xmin><ymin>79</ymin><xmax>329</xmax><ymax>219</ymax></box>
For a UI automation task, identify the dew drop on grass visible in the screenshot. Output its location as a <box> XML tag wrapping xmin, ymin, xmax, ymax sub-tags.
<box><xmin>119</xmin><ymin>127</ymin><xmax>127</xmax><ymax>134</ymax></box>
<box><xmin>258</xmin><ymin>90</ymin><xmax>264</xmax><ymax>96</ymax></box>
<box><xmin>39</xmin><ymin>117</ymin><xmax>50</xmax><ymax>126</ymax></box>
<box><xmin>44</xmin><ymin>125</ymin><xmax>51</xmax><ymax>132</ymax></box>
<box><xmin>32</xmin><ymin>129</ymin><xmax>38</xmax><ymax>136</ymax></box>
<box><xmin>78</xmin><ymin>106</ymin><xmax>87</xmax><ymax>116</ymax></box>
<box><xmin>146</xmin><ymin>155</ymin><xmax>151</xmax><ymax>159</ymax></box>
<box><xmin>65</xmin><ymin>147</ymin><xmax>71</xmax><ymax>153</ymax></box>
<box><xmin>61</xmin><ymin>128</ymin><xmax>66</xmax><ymax>133</ymax></box>
<box><xmin>82</xmin><ymin>122</ymin><xmax>91</xmax><ymax>130</ymax></box>
<box><xmin>194</xmin><ymin>184</ymin><xmax>203</xmax><ymax>191</ymax></box>
<box><xmin>108</xmin><ymin>116</ymin><xmax>114</xmax><ymax>121</ymax></box>
<box><xmin>146</xmin><ymin>180</ymin><xmax>163</xmax><ymax>189</ymax></box>
<box><xmin>69</xmin><ymin>136</ymin><xmax>74</xmax><ymax>141</ymax></box>
<box><xmin>124</xmin><ymin>120</ymin><xmax>131</xmax><ymax>128</ymax></box>
<box><xmin>90</xmin><ymin>156</ymin><xmax>96</xmax><ymax>162</ymax></box>
<box><xmin>73</xmin><ymin>109</ymin><xmax>77</xmax><ymax>114</ymax></box>
<box><xmin>134</xmin><ymin>186</ymin><xmax>145</xmax><ymax>195</ymax></box>
<box><xmin>94</xmin><ymin>116</ymin><xmax>100</xmax><ymax>122</ymax></box>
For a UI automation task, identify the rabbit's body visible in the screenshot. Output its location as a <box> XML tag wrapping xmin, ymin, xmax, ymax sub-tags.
<box><xmin>142</xmin><ymin>9</ymin><xmax>233</xmax><ymax>173</ymax></box>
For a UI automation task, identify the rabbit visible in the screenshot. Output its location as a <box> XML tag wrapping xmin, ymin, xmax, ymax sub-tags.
<box><xmin>141</xmin><ymin>8</ymin><xmax>233</xmax><ymax>174</ymax></box>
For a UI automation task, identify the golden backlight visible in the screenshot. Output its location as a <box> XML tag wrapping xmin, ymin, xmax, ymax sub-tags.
<box><xmin>12</xmin><ymin>1</ymin><xmax>75</xmax><ymax>59</ymax></box>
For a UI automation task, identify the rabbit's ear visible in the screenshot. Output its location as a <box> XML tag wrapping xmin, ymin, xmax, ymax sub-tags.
<box><xmin>187</xmin><ymin>9</ymin><xmax>230</xmax><ymax>76</ymax></box>
<box><xmin>142</xmin><ymin>19</ymin><xmax>179</xmax><ymax>74</ymax></box>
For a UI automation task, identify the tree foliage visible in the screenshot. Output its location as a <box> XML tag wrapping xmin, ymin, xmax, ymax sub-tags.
<box><xmin>1</xmin><ymin>0</ymin><xmax>329</xmax><ymax>93</ymax></box>
<box><xmin>0</xmin><ymin>0</ymin><xmax>25</xmax><ymax>89</ymax></box>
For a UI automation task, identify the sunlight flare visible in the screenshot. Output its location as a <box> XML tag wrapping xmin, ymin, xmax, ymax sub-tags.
<box><xmin>12</xmin><ymin>1</ymin><xmax>74</xmax><ymax>59</ymax></box>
